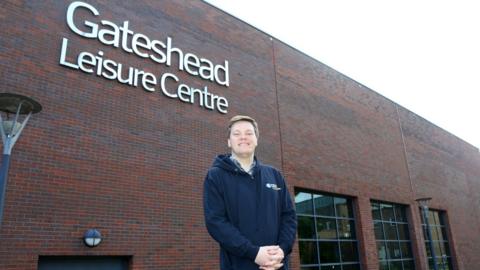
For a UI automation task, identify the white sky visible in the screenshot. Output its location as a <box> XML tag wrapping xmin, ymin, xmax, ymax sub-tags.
<box><xmin>205</xmin><ymin>0</ymin><xmax>480</xmax><ymax>150</ymax></box>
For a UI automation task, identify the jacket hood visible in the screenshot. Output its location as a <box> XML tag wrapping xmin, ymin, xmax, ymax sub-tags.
<box><xmin>212</xmin><ymin>154</ymin><xmax>260</xmax><ymax>173</ymax></box>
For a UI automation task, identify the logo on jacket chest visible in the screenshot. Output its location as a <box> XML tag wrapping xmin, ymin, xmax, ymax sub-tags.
<box><xmin>266</xmin><ymin>183</ymin><xmax>281</xmax><ymax>191</ymax></box>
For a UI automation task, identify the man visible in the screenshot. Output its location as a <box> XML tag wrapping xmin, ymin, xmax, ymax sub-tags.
<box><xmin>203</xmin><ymin>115</ymin><xmax>297</xmax><ymax>270</ymax></box>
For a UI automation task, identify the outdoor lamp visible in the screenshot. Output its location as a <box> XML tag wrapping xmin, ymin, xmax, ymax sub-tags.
<box><xmin>416</xmin><ymin>197</ymin><xmax>438</xmax><ymax>270</ymax></box>
<box><xmin>83</xmin><ymin>229</ymin><xmax>103</xmax><ymax>247</ymax></box>
<box><xmin>0</xmin><ymin>93</ymin><xmax>42</xmax><ymax>226</ymax></box>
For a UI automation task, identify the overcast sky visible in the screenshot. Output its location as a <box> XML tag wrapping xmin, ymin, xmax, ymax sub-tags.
<box><xmin>205</xmin><ymin>0</ymin><xmax>480</xmax><ymax>150</ymax></box>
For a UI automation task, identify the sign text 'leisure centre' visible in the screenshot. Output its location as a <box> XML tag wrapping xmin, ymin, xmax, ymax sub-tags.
<box><xmin>60</xmin><ymin>1</ymin><xmax>230</xmax><ymax>114</ymax></box>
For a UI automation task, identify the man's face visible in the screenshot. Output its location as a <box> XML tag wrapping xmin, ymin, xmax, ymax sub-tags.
<box><xmin>228</xmin><ymin>121</ymin><xmax>258</xmax><ymax>158</ymax></box>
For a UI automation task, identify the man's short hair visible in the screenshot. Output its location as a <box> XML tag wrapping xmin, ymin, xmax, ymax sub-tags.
<box><xmin>228</xmin><ymin>115</ymin><xmax>259</xmax><ymax>138</ymax></box>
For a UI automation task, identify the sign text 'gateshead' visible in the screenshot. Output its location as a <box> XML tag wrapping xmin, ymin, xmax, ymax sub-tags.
<box><xmin>60</xmin><ymin>1</ymin><xmax>230</xmax><ymax>114</ymax></box>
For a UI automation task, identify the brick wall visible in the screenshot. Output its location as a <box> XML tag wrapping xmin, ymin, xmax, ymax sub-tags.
<box><xmin>0</xmin><ymin>1</ymin><xmax>478</xmax><ymax>269</ymax></box>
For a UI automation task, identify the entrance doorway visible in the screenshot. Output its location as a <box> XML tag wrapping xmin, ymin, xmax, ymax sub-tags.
<box><xmin>38</xmin><ymin>256</ymin><xmax>130</xmax><ymax>270</ymax></box>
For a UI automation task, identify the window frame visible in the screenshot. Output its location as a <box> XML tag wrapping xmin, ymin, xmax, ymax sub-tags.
<box><xmin>296</xmin><ymin>189</ymin><xmax>361</xmax><ymax>270</ymax></box>
<box><xmin>420</xmin><ymin>208</ymin><xmax>454</xmax><ymax>270</ymax></box>
<box><xmin>371</xmin><ymin>200</ymin><xmax>416</xmax><ymax>270</ymax></box>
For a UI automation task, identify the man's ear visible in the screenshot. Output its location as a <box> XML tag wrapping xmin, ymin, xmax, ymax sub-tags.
<box><xmin>227</xmin><ymin>138</ymin><xmax>231</xmax><ymax>148</ymax></box>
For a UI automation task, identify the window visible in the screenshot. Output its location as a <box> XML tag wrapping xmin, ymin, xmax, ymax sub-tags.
<box><xmin>295</xmin><ymin>190</ymin><xmax>360</xmax><ymax>270</ymax></box>
<box><xmin>420</xmin><ymin>209</ymin><xmax>453</xmax><ymax>270</ymax></box>
<box><xmin>371</xmin><ymin>201</ymin><xmax>415</xmax><ymax>270</ymax></box>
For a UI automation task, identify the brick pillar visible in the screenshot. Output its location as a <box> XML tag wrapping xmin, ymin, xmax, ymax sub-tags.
<box><xmin>355</xmin><ymin>196</ymin><xmax>378</xmax><ymax>270</ymax></box>
<box><xmin>409</xmin><ymin>203</ymin><xmax>429</xmax><ymax>270</ymax></box>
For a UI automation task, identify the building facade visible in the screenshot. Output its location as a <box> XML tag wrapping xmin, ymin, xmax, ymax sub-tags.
<box><xmin>0</xmin><ymin>1</ymin><xmax>479</xmax><ymax>269</ymax></box>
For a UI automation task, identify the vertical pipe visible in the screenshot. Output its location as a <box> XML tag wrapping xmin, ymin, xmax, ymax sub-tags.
<box><xmin>422</xmin><ymin>205</ymin><xmax>438</xmax><ymax>270</ymax></box>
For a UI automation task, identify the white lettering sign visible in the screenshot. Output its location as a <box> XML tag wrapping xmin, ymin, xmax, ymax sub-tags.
<box><xmin>60</xmin><ymin>1</ymin><xmax>230</xmax><ymax>114</ymax></box>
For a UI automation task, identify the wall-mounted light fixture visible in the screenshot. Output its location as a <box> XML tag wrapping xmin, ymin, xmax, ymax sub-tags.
<box><xmin>83</xmin><ymin>229</ymin><xmax>102</xmax><ymax>247</ymax></box>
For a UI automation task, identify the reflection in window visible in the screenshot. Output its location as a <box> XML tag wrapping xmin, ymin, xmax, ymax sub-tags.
<box><xmin>299</xmin><ymin>241</ymin><xmax>318</xmax><ymax>265</ymax></box>
<box><xmin>295</xmin><ymin>190</ymin><xmax>360</xmax><ymax>269</ymax></box>
<box><xmin>314</xmin><ymin>194</ymin><xmax>335</xmax><ymax>216</ymax></box>
<box><xmin>296</xmin><ymin>192</ymin><xmax>314</xmax><ymax>215</ymax></box>
<box><xmin>298</xmin><ymin>216</ymin><xmax>315</xmax><ymax>239</ymax></box>
<box><xmin>421</xmin><ymin>209</ymin><xmax>453</xmax><ymax>270</ymax></box>
<box><xmin>317</xmin><ymin>217</ymin><xmax>337</xmax><ymax>239</ymax></box>
<box><xmin>371</xmin><ymin>201</ymin><xmax>415</xmax><ymax>270</ymax></box>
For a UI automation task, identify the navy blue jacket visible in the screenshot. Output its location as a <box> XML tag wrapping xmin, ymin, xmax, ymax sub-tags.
<box><xmin>203</xmin><ymin>154</ymin><xmax>297</xmax><ymax>270</ymax></box>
